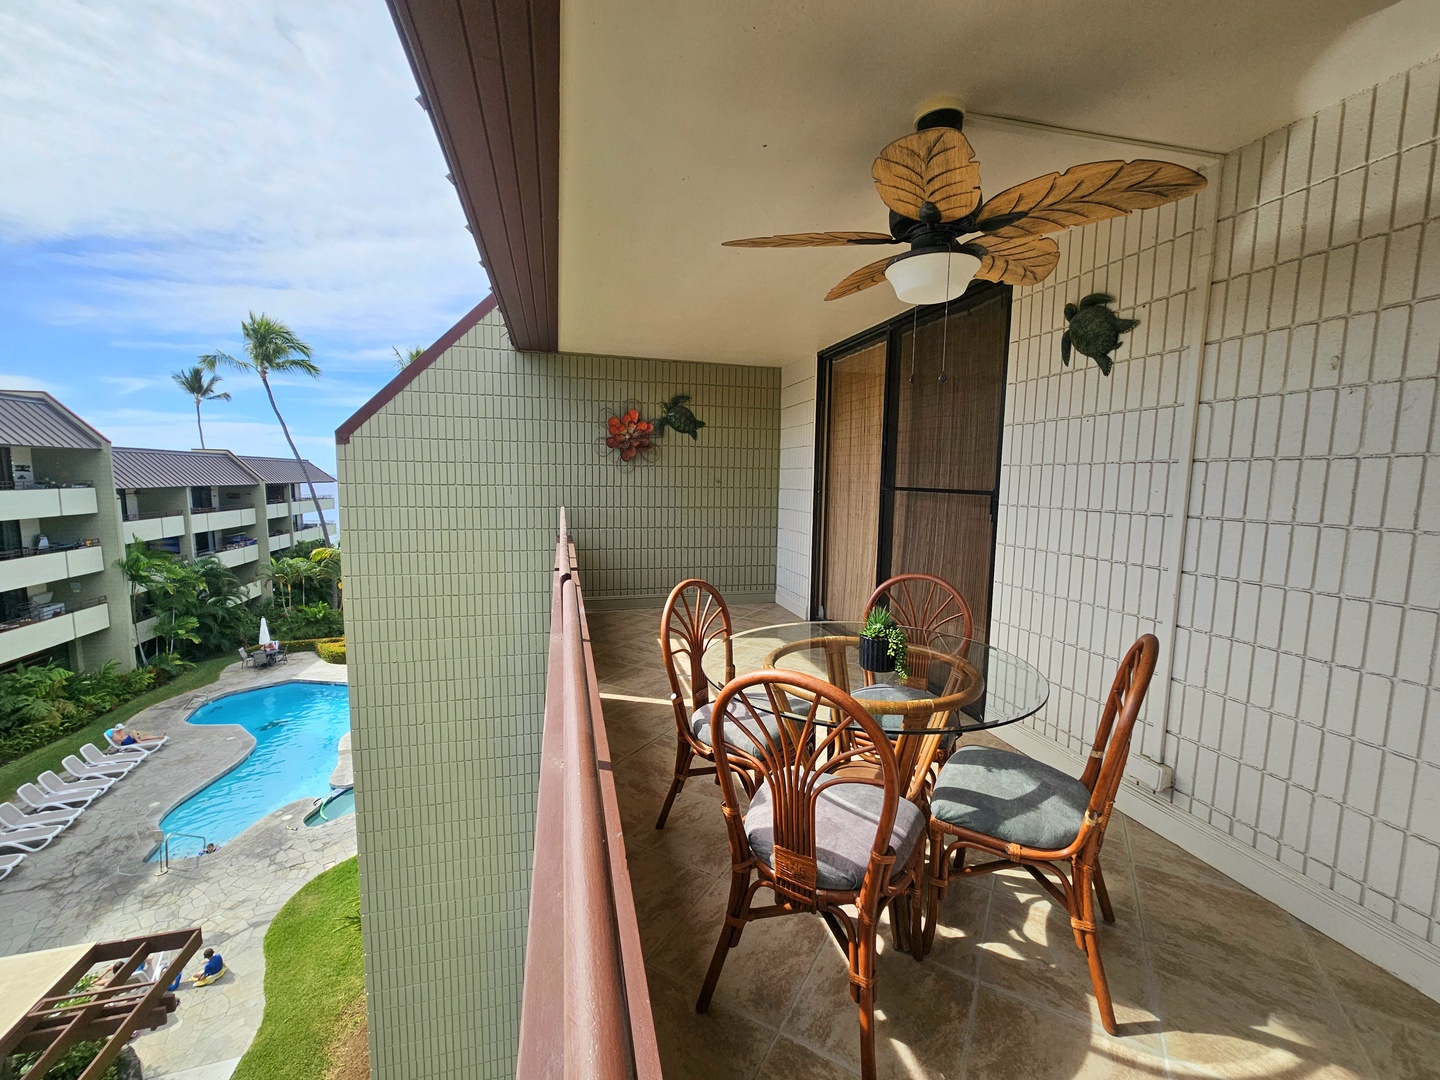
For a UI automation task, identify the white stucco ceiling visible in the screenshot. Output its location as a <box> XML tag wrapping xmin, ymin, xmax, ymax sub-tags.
<box><xmin>558</xmin><ymin>0</ymin><xmax>1440</xmax><ymax>366</ymax></box>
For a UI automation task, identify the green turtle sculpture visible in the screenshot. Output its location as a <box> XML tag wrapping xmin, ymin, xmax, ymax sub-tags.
<box><xmin>1061</xmin><ymin>293</ymin><xmax>1140</xmax><ymax>376</ymax></box>
<box><xmin>655</xmin><ymin>394</ymin><xmax>706</xmax><ymax>439</ymax></box>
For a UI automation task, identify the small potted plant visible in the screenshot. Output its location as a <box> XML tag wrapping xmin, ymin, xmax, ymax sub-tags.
<box><xmin>859</xmin><ymin>607</ymin><xmax>908</xmax><ymax>678</ymax></box>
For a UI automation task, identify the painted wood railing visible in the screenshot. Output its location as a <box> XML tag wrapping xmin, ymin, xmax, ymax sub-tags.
<box><xmin>517</xmin><ymin>509</ymin><xmax>662</xmax><ymax>1078</ymax></box>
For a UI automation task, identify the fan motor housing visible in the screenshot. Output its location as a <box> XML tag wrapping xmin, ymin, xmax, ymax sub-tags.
<box><xmin>915</xmin><ymin>106</ymin><xmax>965</xmax><ymax>132</ymax></box>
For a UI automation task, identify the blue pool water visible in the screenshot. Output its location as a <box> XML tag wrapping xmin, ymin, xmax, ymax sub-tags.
<box><xmin>149</xmin><ymin>682</ymin><xmax>350</xmax><ymax>860</ymax></box>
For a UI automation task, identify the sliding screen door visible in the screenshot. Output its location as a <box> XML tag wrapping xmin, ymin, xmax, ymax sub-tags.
<box><xmin>819</xmin><ymin>340</ymin><xmax>886</xmax><ymax>620</ymax></box>
<box><xmin>883</xmin><ymin>289</ymin><xmax>1008</xmax><ymax>639</ymax></box>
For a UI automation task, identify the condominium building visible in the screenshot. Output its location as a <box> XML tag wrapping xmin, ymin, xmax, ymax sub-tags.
<box><xmin>0</xmin><ymin>392</ymin><xmax>129</xmax><ymax>670</ymax></box>
<box><xmin>0</xmin><ymin>390</ymin><xmax>336</xmax><ymax>672</ymax></box>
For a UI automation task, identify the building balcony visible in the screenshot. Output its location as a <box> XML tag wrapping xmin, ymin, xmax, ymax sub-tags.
<box><xmin>0</xmin><ymin>484</ymin><xmax>98</xmax><ymax>520</ymax></box>
<box><xmin>291</xmin><ymin>525</ymin><xmax>325</xmax><ymax>545</ymax></box>
<box><xmin>123</xmin><ymin>512</ymin><xmax>187</xmax><ymax>544</ymax></box>
<box><xmin>213</xmin><ymin>543</ymin><xmax>260</xmax><ymax>569</ymax></box>
<box><xmin>190</xmin><ymin>507</ymin><xmax>256</xmax><ymax>532</ymax></box>
<box><xmin>239</xmin><ymin>579</ymin><xmax>264</xmax><ymax>601</ymax></box>
<box><xmin>135</xmin><ymin>615</ymin><xmax>158</xmax><ymax>644</ymax></box>
<box><xmin>0</xmin><ymin>596</ymin><xmax>109</xmax><ymax>666</ymax></box>
<box><xmin>266</xmin><ymin>500</ymin><xmax>291</xmax><ymax>518</ymax></box>
<box><xmin>0</xmin><ymin>542</ymin><xmax>104</xmax><ymax>594</ymax></box>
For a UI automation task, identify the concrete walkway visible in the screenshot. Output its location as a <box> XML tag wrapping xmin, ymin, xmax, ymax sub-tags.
<box><xmin>0</xmin><ymin>654</ymin><xmax>356</xmax><ymax>1080</ymax></box>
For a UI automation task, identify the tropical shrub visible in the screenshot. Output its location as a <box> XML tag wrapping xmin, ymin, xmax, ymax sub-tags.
<box><xmin>314</xmin><ymin>638</ymin><xmax>346</xmax><ymax>664</ymax></box>
<box><xmin>278</xmin><ymin>602</ymin><xmax>344</xmax><ymax>640</ymax></box>
<box><xmin>0</xmin><ymin>656</ymin><xmax>187</xmax><ymax>766</ymax></box>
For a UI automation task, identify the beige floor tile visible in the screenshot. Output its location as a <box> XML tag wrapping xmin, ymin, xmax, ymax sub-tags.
<box><xmin>978</xmin><ymin>880</ymin><xmax>1160</xmax><ymax>1036</ymax></box>
<box><xmin>625</xmin><ymin>842</ymin><xmax>723</xmax><ymax>957</ymax></box>
<box><xmin>1345</xmin><ymin>1004</ymin><xmax>1440</xmax><ymax>1080</ymax></box>
<box><xmin>651</xmin><ymin>877</ymin><xmax>830</xmax><ymax>1029</ymax></box>
<box><xmin>920</xmin><ymin>876</ymin><xmax>994</xmax><ymax>979</ymax></box>
<box><xmin>1300</xmin><ymin>923</ymin><xmax>1440</xmax><ymax>1032</ymax></box>
<box><xmin>646</xmin><ymin>966</ymin><xmax>780</xmax><ymax>1080</ymax></box>
<box><xmin>782</xmin><ymin>932</ymin><xmax>975</xmax><ymax>1076</ymax></box>
<box><xmin>1135</xmin><ymin>861</ymin><xmax>1321</xmax><ymax>992</ymax></box>
<box><xmin>1148</xmin><ymin>943</ymin><xmax>1371</xmax><ymax>1079</ymax></box>
<box><xmin>962</xmin><ymin>987</ymin><xmax>1169</xmax><ymax>1080</ymax></box>
<box><xmin>754</xmin><ymin>1034</ymin><xmax>857</xmax><ymax>1080</ymax></box>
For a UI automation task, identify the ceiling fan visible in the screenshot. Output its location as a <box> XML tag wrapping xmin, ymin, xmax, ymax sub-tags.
<box><xmin>723</xmin><ymin>105</ymin><xmax>1207</xmax><ymax>305</ymax></box>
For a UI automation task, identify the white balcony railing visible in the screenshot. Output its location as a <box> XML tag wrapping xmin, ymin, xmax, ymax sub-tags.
<box><xmin>0</xmin><ymin>486</ymin><xmax>99</xmax><ymax>520</ymax></box>
<box><xmin>0</xmin><ymin>543</ymin><xmax>105</xmax><ymax>594</ymax></box>
<box><xmin>0</xmin><ymin>597</ymin><xmax>110</xmax><ymax>666</ymax></box>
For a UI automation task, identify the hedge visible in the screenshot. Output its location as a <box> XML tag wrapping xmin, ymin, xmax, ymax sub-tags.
<box><xmin>246</xmin><ymin>637</ymin><xmax>344</xmax><ymax>657</ymax></box>
<box><xmin>314</xmin><ymin>639</ymin><xmax>346</xmax><ymax>664</ymax></box>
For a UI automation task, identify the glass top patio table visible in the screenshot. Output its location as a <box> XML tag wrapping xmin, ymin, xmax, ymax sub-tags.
<box><xmin>703</xmin><ymin>621</ymin><xmax>1049</xmax><ymax>736</ymax></box>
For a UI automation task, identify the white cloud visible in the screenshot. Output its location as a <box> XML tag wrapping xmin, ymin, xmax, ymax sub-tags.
<box><xmin>0</xmin><ymin>1</ymin><xmax>487</xmax><ymax>346</ymax></box>
<box><xmin>100</xmin><ymin>376</ymin><xmax>162</xmax><ymax>395</ymax></box>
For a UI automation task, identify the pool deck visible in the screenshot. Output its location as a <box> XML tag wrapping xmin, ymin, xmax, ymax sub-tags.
<box><xmin>0</xmin><ymin>654</ymin><xmax>355</xmax><ymax>1080</ymax></box>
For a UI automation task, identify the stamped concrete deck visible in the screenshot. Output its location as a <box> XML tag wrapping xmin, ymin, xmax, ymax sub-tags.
<box><xmin>0</xmin><ymin>654</ymin><xmax>355</xmax><ymax>1080</ymax></box>
<box><xmin>591</xmin><ymin>603</ymin><xmax>1440</xmax><ymax>1080</ymax></box>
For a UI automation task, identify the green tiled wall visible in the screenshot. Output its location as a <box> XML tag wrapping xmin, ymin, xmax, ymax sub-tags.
<box><xmin>337</xmin><ymin>309</ymin><xmax>779</xmax><ymax>1078</ymax></box>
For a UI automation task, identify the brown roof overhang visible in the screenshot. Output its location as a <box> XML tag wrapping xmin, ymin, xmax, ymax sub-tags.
<box><xmin>387</xmin><ymin>0</ymin><xmax>560</xmax><ymax>352</ymax></box>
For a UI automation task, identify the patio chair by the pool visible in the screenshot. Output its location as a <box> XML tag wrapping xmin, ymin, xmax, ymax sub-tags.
<box><xmin>17</xmin><ymin>783</ymin><xmax>98</xmax><ymax>812</ymax></box>
<box><xmin>64</xmin><ymin>753</ymin><xmax>135</xmax><ymax>781</ymax></box>
<box><xmin>39</xmin><ymin>770</ymin><xmax>113</xmax><ymax>797</ymax></box>
<box><xmin>0</xmin><ymin>802</ymin><xmax>82</xmax><ymax>832</ymax></box>
<box><xmin>80</xmin><ymin>744</ymin><xmax>143</xmax><ymax>770</ymax></box>
<box><xmin>238</xmin><ymin>646</ymin><xmax>255</xmax><ymax>668</ymax></box>
<box><xmin>0</xmin><ymin>824</ymin><xmax>64</xmax><ymax>853</ymax></box>
<box><xmin>105</xmin><ymin>730</ymin><xmax>168</xmax><ymax>754</ymax></box>
<box><xmin>0</xmin><ymin>852</ymin><xmax>23</xmax><ymax>881</ymax></box>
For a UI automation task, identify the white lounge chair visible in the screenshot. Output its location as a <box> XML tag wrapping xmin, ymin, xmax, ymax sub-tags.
<box><xmin>81</xmin><ymin>744</ymin><xmax>142</xmax><ymax>770</ymax></box>
<box><xmin>0</xmin><ymin>852</ymin><xmax>23</xmax><ymax>881</ymax></box>
<box><xmin>64</xmin><ymin>754</ymin><xmax>135</xmax><ymax>781</ymax></box>
<box><xmin>0</xmin><ymin>824</ymin><xmax>63</xmax><ymax>853</ymax></box>
<box><xmin>0</xmin><ymin>802</ymin><xmax>81</xmax><ymax>831</ymax></box>
<box><xmin>39</xmin><ymin>771</ymin><xmax>113</xmax><ymax>796</ymax></box>
<box><xmin>105</xmin><ymin>730</ymin><xmax>168</xmax><ymax>755</ymax></box>
<box><xmin>17</xmin><ymin>783</ymin><xmax>97</xmax><ymax>811</ymax></box>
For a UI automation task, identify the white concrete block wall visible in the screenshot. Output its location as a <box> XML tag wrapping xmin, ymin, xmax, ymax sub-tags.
<box><xmin>1169</xmin><ymin>62</ymin><xmax>1440</xmax><ymax>946</ymax></box>
<box><xmin>991</xmin><ymin>55</ymin><xmax>1440</xmax><ymax>979</ymax></box>
<box><xmin>776</xmin><ymin>358</ymin><xmax>817</xmax><ymax>614</ymax></box>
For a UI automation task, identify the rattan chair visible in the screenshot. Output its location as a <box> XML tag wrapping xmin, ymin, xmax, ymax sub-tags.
<box><xmin>655</xmin><ymin>579</ymin><xmax>776</xmax><ymax>829</ymax></box>
<box><xmin>863</xmin><ymin>572</ymin><xmax>974</xmax><ymax>661</ymax></box>
<box><xmin>923</xmin><ymin>634</ymin><xmax>1158</xmax><ymax>1034</ymax></box>
<box><xmin>697</xmin><ymin>671</ymin><xmax>927</xmax><ymax>1080</ymax></box>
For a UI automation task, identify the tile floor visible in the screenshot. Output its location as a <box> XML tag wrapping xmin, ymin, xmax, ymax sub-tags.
<box><xmin>589</xmin><ymin>604</ymin><xmax>1440</xmax><ymax>1080</ymax></box>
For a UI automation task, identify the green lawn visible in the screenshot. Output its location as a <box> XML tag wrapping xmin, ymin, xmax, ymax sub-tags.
<box><xmin>0</xmin><ymin>654</ymin><xmax>234</xmax><ymax>804</ymax></box>
<box><xmin>233</xmin><ymin>857</ymin><xmax>365</xmax><ymax>1080</ymax></box>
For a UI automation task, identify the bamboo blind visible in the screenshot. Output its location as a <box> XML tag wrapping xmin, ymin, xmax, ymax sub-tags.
<box><xmin>821</xmin><ymin>341</ymin><xmax>886</xmax><ymax>620</ymax></box>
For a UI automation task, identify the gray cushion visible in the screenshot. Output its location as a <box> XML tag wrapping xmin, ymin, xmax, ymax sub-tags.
<box><xmin>745</xmin><ymin>782</ymin><xmax>925</xmax><ymax>891</ymax></box>
<box><xmin>692</xmin><ymin>690</ymin><xmax>783</xmax><ymax>757</ymax></box>
<box><xmin>930</xmin><ymin>746</ymin><xmax>1090</xmax><ymax>851</ymax></box>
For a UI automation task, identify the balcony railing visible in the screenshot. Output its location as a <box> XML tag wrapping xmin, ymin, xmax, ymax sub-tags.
<box><xmin>516</xmin><ymin>509</ymin><xmax>661</xmax><ymax>1078</ymax></box>
<box><xmin>0</xmin><ymin>480</ymin><xmax>94</xmax><ymax>491</ymax></box>
<box><xmin>0</xmin><ymin>539</ymin><xmax>101</xmax><ymax>561</ymax></box>
<box><xmin>123</xmin><ymin>509</ymin><xmax>181</xmax><ymax>522</ymax></box>
<box><xmin>0</xmin><ymin>594</ymin><xmax>107</xmax><ymax>635</ymax></box>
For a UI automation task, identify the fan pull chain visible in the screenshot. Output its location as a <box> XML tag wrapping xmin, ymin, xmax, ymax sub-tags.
<box><xmin>907</xmin><ymin>305</ymin><xmax>919</xmax><ymax>384</ymax></box>
<box><xmin>938</xmin><ymin>258</ymin><xmax>951</xmax><ymax>384</ymax></box>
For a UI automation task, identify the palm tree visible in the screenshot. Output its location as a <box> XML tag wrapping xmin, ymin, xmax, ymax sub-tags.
<box><xmin>201</xmin><ymin>312</ymin><xmax>331</xmax><ymax>545</ymax></box>
<box><xmin>171</xmin><ymin>365</ymin><xmax>231</xmax><ymax>448</ymax></box>
<box><xmin>393</xmin><ymin>345</ymin><xmax>424</xmax><ymax>371</ymax></box>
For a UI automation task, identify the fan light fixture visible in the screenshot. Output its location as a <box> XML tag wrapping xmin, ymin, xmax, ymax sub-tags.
<box><xmin>884</xmin><ymin>250</ymin><xmax>981</xmax><ymax>306</ymax></box>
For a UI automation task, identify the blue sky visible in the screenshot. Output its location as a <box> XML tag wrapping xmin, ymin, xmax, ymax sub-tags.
<box><xmin>0</xmin><ymin>2</ymin><xmax>489</xmax><ymax>476</ymax></box>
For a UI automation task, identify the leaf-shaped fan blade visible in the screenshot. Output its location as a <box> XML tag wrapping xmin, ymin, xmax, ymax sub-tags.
<box><xmin>959</xmin><ymin>234</ymin><xmax>1061</xmax><ymax>286</ymax></box>
<box><xmin>974</xmin><ymin>160</ymin><xmax>1207</xmax><ymax>237</ymax></box>
<box><xmin>871</xmin><ymin>128</ymin><xmax>981</xmax><ymax>223</ymax></box>
<box><xmin>824</xmin><ymin>256</ymin><xmax>895</xmax><ymax>301</ymax></box>
<box><xmin>722</xmin><ymin>231</ymin><xmax>899</xmax><ymax>248</ymax></box>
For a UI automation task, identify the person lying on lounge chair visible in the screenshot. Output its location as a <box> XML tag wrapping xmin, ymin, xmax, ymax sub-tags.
<box><xmin>108</xmin><ymin>723</ymin><xmax>161</xmax><ymax>746</ymax></box>
<box><xmin>192</xmin><ymin>948</ymin><xmax>226</xmax><ymax>986</ymax></box>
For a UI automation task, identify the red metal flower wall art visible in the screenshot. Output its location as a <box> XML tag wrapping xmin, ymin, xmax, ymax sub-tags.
<box><xmin>604</xmin><ymin>407</ymin><xmax>656</xmax><ymax>465</ymax></box>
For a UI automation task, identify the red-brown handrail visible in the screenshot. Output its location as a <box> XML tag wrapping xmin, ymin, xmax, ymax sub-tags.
<box><xmin>517</xmin><ymin>508</ymin><xmax>661</xmax><ymax>1079</ymax></box>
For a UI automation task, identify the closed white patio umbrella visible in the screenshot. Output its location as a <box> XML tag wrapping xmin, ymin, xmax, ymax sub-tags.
<box><xmin>258</xmin><ymin>618</ymin><xmax>272</xmax><ymax>648</ymax></box>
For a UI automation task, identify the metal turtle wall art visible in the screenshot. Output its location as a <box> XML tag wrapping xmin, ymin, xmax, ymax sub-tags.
<box><xmin>1061</xmin><ymin>293</ymin><xmax>1140</xmax><ymax>376</ymax></box>
<box><xmin>654</xmin><ymin>394</ymin><xmax>706</xmax><ymax>439</ymax></box>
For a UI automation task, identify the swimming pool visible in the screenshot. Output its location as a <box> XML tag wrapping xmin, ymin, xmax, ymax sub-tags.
<box><xmin>149</xmin><ymin>682</ymin><xmax>350</xmax><ymax>860</ymax></box>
